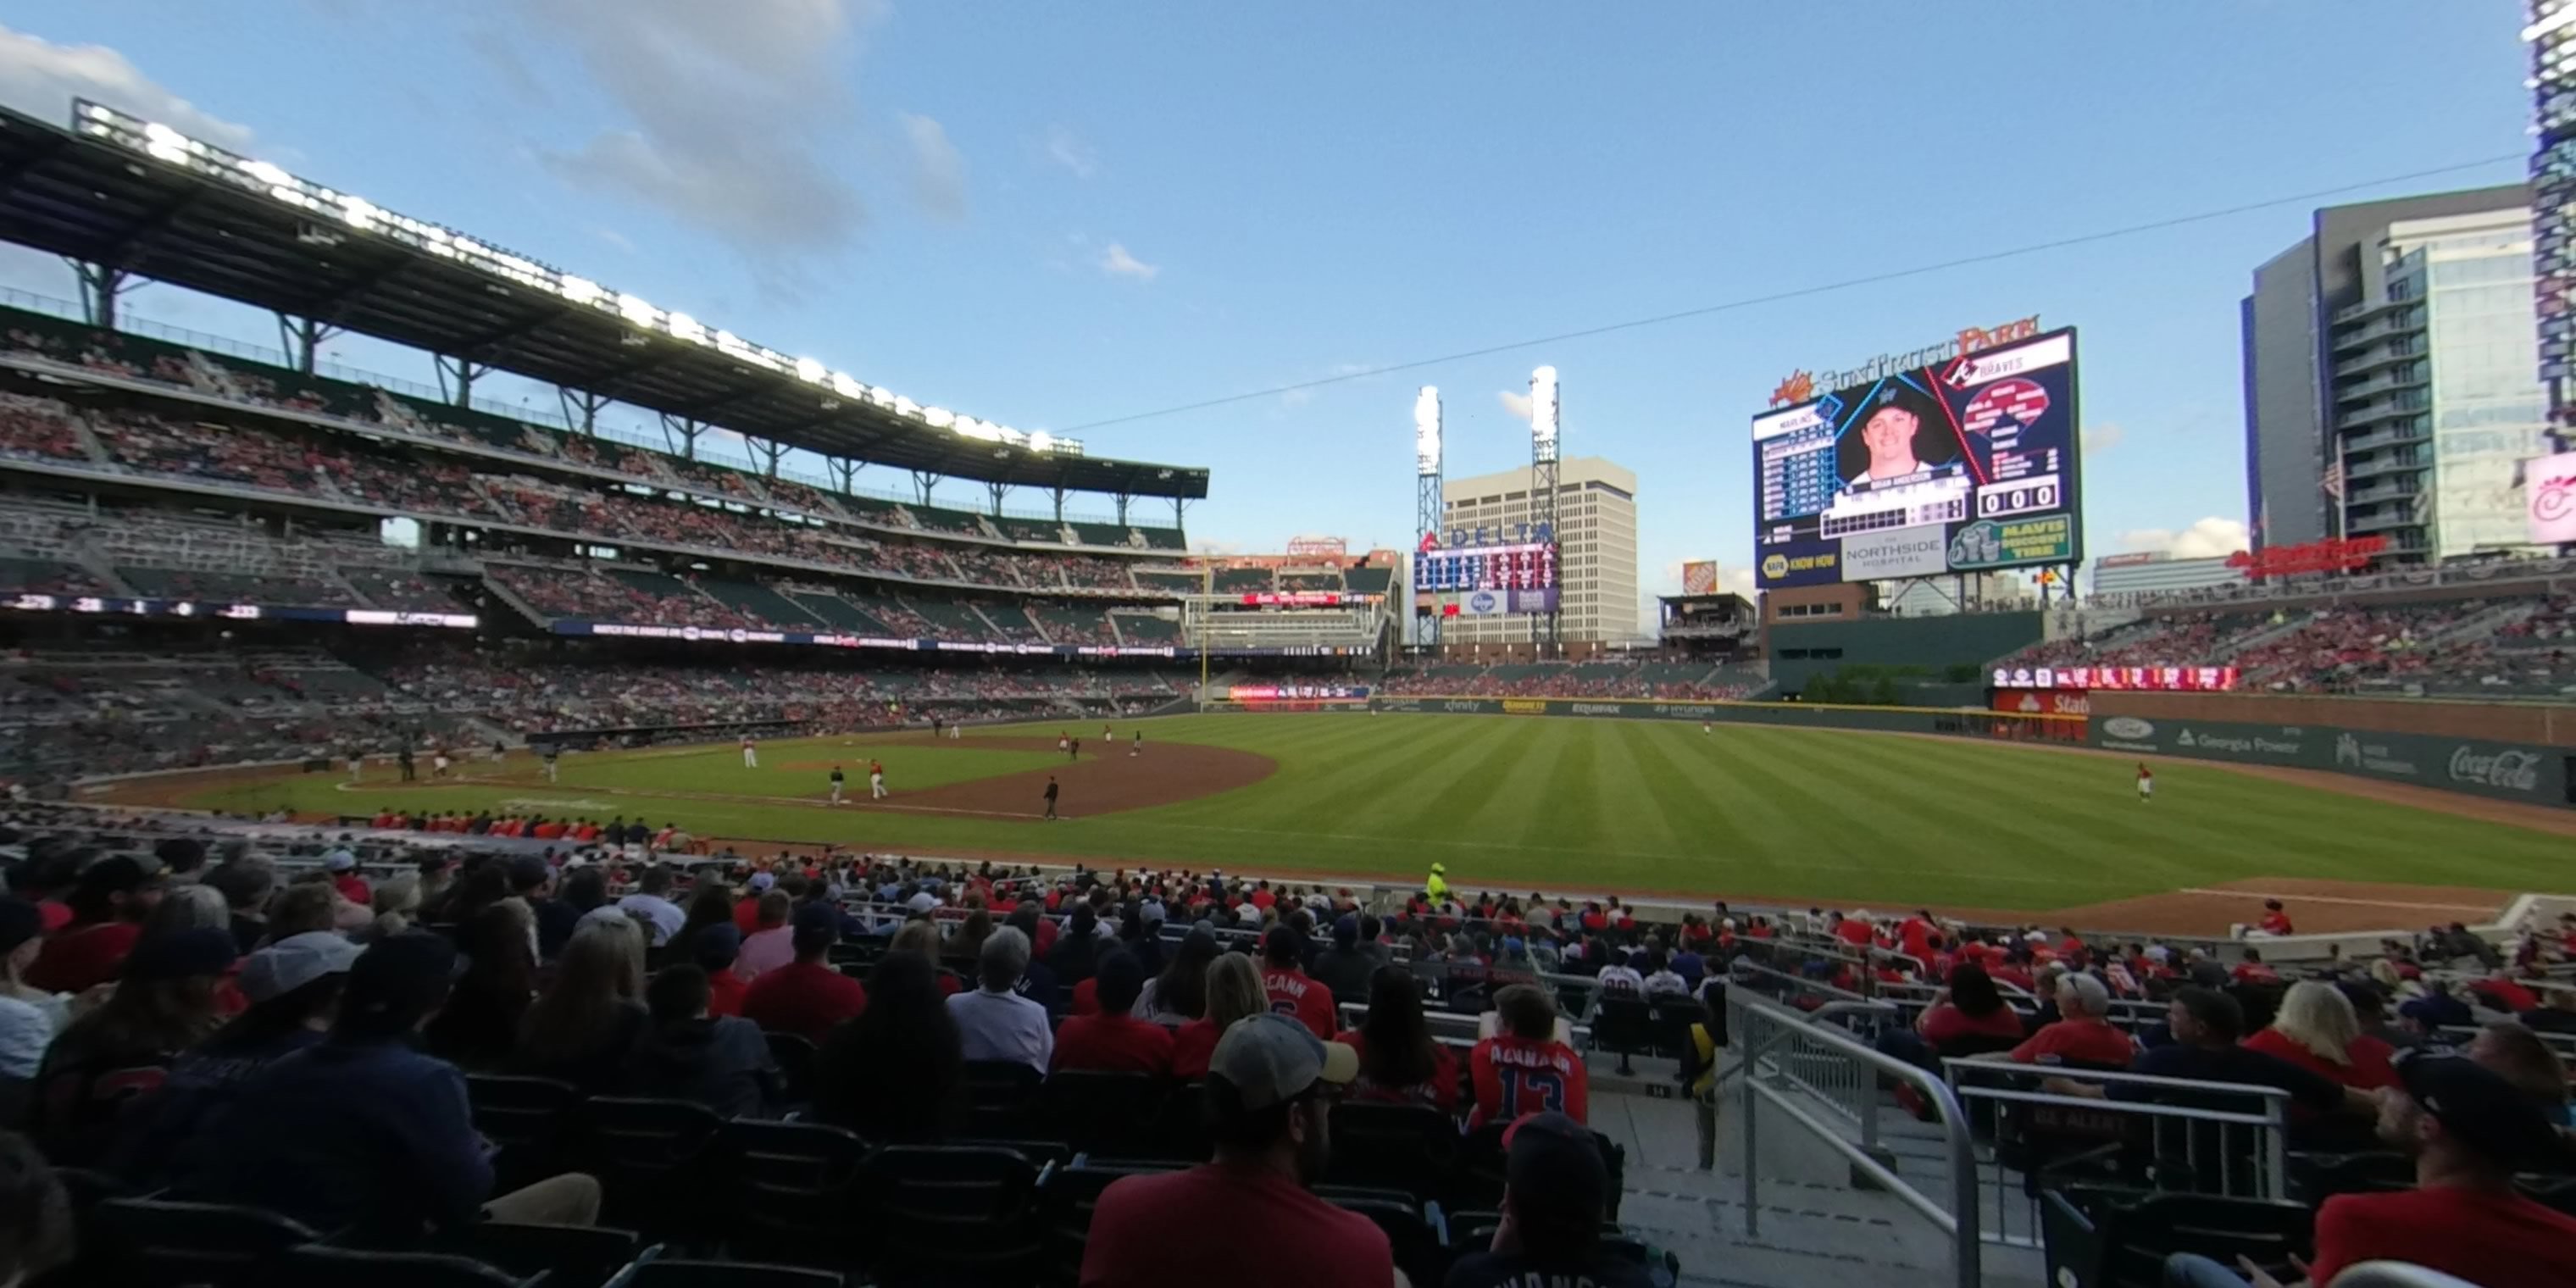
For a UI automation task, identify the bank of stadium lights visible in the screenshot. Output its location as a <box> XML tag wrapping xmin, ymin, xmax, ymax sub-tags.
<box><xmin>1413</xmin><ymin>386</ymin><xmax>1442</xmax><ymax>476</ymax></box>
<box><xmin>1529</xmin><ymin>365</ymin><xmax>1560</xmax><ymax>461</ymax></box>
<box><xmin>69</xmin><ymin>99</ymin><xmax>1084</xmax><ymax>459</ymax></box>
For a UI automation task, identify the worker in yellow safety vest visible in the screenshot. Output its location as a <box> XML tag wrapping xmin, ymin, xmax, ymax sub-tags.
<box><xmin>1679</xmin><ymin>986</ymin><xmax>1724</xmax><ymax>1170</ymax></box>
<box><xmin>1424</xmin><ymin>862</ymin><xmax>1449</xmax><ymax>903</ymax></box>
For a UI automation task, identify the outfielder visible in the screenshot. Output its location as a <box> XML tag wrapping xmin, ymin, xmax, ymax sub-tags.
<box><xmin>741</xmin><ymin>735</ymin><xmax>759</xmax><ymax>769</ymax></box>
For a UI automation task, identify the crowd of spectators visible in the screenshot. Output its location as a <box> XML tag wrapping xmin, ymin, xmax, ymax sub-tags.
<box><xmin>1376</xmin><ymin>660</ymin><xmax>1755</xmax><ymax>702</ymax></box>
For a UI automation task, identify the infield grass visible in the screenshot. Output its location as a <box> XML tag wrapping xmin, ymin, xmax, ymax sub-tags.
<box><xmin>177</xmin><ymin>713</ymin><xmax>2574</xmax><ymax>911</ymax></box>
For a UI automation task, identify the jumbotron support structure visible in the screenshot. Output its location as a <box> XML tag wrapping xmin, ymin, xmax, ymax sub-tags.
<box><xmin>1529</xmin><ymin>365</ymin><xmax>1562</xmax><ymax>652</ymax></box>
<box><xmin>1414</xmin><ymin>386</ymin><xmax>1443</xmax><ymax>647</ymax></box>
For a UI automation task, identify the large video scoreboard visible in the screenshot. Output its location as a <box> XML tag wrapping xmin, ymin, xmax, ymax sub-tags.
<box><xmin>1751</xmin><ymin>328</ymin><xmax>2083</xmax><ymax>588</ymax></box>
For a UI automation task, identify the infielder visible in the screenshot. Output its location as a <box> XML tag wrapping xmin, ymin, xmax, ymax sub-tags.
<box><xmin>829</xmin><ymin>765</ymin><xmax>847</xmax><ymax>804</ymax></box>
<box><xmin>869</xmin><ymin>758</ymin><xmax>888</xmax><ymax>799</ymax></box>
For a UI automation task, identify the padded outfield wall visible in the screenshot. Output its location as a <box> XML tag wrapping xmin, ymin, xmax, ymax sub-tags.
<box><xmin>1358</xmin><ymin>694</ymin><xmax>2079</xmax><ymax>741</ymax></box>
<box><xmin>2086</xmin><ymin>691</ymin><xmax>2576</xmax><ymax>810</ymax></box>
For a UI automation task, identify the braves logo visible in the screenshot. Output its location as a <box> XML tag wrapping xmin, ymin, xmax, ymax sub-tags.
<box><xmin>1961</xmin><ymin>378</ymin><xmax>2049</xmax><ymax>439</ymax></box>
<box><xmin>2534</xmin><ymin>472</ymin><xmax>2576</xmax><ymax>524</ymax></box>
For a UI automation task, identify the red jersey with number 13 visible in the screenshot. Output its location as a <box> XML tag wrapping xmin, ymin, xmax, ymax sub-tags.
<box><xmin>1468</xmin><ymin>1034</ymin><xmax>1589</xmax><ymax>1130</ymax></box>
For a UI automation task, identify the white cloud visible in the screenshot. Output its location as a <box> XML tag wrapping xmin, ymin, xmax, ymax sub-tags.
<box><xmin>1496</xmin><ymin>389</ymin><xmax>1533</xmax><ymax>420</ymax></box>
<box><xmin>512</xmin><ymin>0</ymin><xmax>881</xmax><ymax>264</ymax></box>
<box><xmin>0</xmin><ymin>25</ymin><xmax>253</xmax><ymax>150</ymax></box>
<box><xmin>1100</xmin><ymin>242</ymin><xmax>1159</xmax><ymax>280</ymax></box>
<box><xmin>900</xmin><ymin>113</ymin><xmax>968</xmax><ymax>223</ymax></box>
<box><xmin>2082</xmin><ymin>421</ymin><xmax>2126</xmax><ymax>455</ymax></box>
<box><xmin>1041</xmin><ymin>124</ymin><xmax>1098</xmax><ymax>179</ymax></box>
<box><xmin>2118</xmin><ymin>516</ymin><xmax>2250</xmax><ymax>560</ymax></box>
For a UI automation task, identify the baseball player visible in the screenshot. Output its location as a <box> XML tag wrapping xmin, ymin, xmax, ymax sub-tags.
<box><xmin>542</xmin><ymin>745</ymin><xmax>560</xmax><ymax>783</ymax></box>
<box><xmin>1043</xmin><ymin>775</ymin><xmax>1060</xmax><ymax>820</ymax></box>
<box><xmin>741</xmin><ymin>735</ymin><xmax>759</xmax><ymax>769</ymax></box>
<box><xmin>2135</xmin><ymin>762</ymin><xmax>2153</xmax><ymax>802</ymax></box>
<box><xmin>829</xmin><ymin>765</ymin><xmax>847</xmax><ymax>804</ymax></box>
<box><xmin>344</xmin><ymin>748</ymin><xmax>364</xmax><ymax>785</ymax></box>
<box><xmin>1130</xmin><ymin>730</ymin><xmax>1142</xmax><ymax>758</ymax></box>
<box><xmin>869</xmin><ymin>758</ymin><xmax>887</xmax><ymax>800</ymax></box>
<box><xmin>430</xmin><ymin>749</ymin><xmax>452</xmax><ymax>780</ymax></box>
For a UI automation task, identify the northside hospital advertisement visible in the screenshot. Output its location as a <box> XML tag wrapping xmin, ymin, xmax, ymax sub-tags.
<box><xmin>1752</xmin><ymin>327</ymin><xmax>2082</xmax><ymax>589</ymax></box>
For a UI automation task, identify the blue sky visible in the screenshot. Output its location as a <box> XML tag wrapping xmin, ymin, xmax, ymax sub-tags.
<box><xmin>0</xmin><ymin>2</ymin><xmax>2543</xmax><ymax>630</ymax></box>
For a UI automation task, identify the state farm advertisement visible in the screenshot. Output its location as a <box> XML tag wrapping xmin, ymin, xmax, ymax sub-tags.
<box><xmin>1992</xmin><ymin>690</ymin><xmax>2091</xmax><ymax>717</ymax></box>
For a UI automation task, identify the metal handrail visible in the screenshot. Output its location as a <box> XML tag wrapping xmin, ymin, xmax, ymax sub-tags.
<box><xmin>1729</xmin><ymin>992</ymin><xmax>1980</xmax><ymax>1288</ymax></box>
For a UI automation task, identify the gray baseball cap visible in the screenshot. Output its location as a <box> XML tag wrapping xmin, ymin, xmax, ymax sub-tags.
<box><xmin>238</xmin><ymin>931</ymin><xmax>363</xmax><ymax>1003</ymax></box>
<box><xmin>1210</xmin><ymin>1013</ymin><xmax>1357</xmax><ymax>1110</ymax></box>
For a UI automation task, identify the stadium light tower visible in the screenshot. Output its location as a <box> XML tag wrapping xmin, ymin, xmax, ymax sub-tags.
<box><xmin>1529</xmin><ymin>366</ymin><xmax>1561</xmax><ymax>651</ymax></box>
<box><xmin>1414</xmin><ymin>386</ymin><xmax>1443</xmax><ymax>647</ymax></box>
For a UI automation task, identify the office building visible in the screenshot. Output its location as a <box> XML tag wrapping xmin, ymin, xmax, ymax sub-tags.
<box><xmin>2241</xmin><ymin>186</ymin><xmax>2551</xmax><ymax>561</ymax></box>
<box><xmin>1437</xmin><ymin>456</ymin><xmax>1638</xmax><ymax>643</ymax></box>
<box><xmin>2529</xmin><ymin>2</ymin><xmax>2576</xmax><ymax>441</ymax></box>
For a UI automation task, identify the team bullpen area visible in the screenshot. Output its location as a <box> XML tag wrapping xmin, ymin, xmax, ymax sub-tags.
<box><xmin>147</xmin><ymin>713</ymin><xmax>2573</xmax><ymax>924</ymax></box>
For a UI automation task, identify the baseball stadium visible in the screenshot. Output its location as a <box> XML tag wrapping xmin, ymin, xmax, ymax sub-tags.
<box><xmin>3</xmin><ymin>53</ymin><xmax>2576</xmax><ymax>1288</ymax></box>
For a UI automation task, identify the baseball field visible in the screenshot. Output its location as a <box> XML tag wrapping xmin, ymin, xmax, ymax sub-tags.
<box><xmin>116</xmin><ymin>712</ymin><xmax>2576</xmax><ymax>935</ymax></box>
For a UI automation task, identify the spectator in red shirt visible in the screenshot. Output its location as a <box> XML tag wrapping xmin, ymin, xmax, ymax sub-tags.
<box><xmin>740</xmin><ymin>904</ymin><xmax>868</xmax><ymax>1043</ymax></box>
<box><xmin>2243</xmin><ymin>981</ymin><xmax>2396</xmax><ymax>1092</ymax></box>
<box><xmin>693</xmin><ymin>924</ymin><xmax>749</xmax><ymax>1019</ymax></box>
<box><xmin>1052</xmin><ymin>950</ymin><xmax>1173</xmax><ymax>1076</ymax></box>
<box><xmin>732</xmin><ymin>874</ymin><xmax>776</xmax><ymax>935</ymax></box>
<box><xmin>1172</xmin><ymin>952</ymin><xmax>1267</xmax><ymax>1081</ymax></box>
<box><xmin>1918</xmin><ymin>963</ymin><xmax>2026</xmax><ymax>1052</ymax></box>
<box><xmin>2168</xmin><ymin>1053</ymin><xmax>2576</xmax><ymax>1288</ymax></box>
<box><xmin>1334</xmin><ymin>967</ymin><xmax>1457</xmax><ymax>1114</ymax></box>
<box><xmin>2255</xmin><ymin>899</ymin><xmax>2294</xmax><ymax>937</ymax></box>
<box><xmin>1468</xmin><ymin>984</ymin><xmax>1589</xmax><ymax>1130</ymax></box>
<box><xmin>1258</xmin><ymin>926</ymin><xmax>1335</xmax><ymax>1040</ymax></box>
<box><xmin>1079</xmin><ymin>1013</ymin><xmax>1385</xmax><ymax>1288</ymax></box>
<box><xmin>1831</xmin><ymin>911</ymin><xmax>1874</xmax><ymax>950</ymax></box>
<box><xmin>2229</xmin><ymin>947</ymin><xmax>2279</xmax><ymax>986</ymax></box>
<box><xmin>2471</xmin><ymin>969</ymin><xmax>2542</xmax><ymax>1015</ymax></box>
<box><xmin>28</xmin><ymin>855</ymin><xmax>164</xmax><ymax>994</ymax></box>
<box><xmin>2001</xmin><ymin>972</ymin><xmax>2135</xmax><ymax>1068</ymax></box>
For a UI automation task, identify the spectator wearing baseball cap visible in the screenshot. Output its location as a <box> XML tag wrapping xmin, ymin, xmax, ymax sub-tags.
<box><xmin>175</xmin><ymin>932</ymin><xmax>602</xmax><ymax>1237</ymax></box>
<box><xmin>731</xmin><ymin>871</ymin><xmax>776</xmax><ymax>935</ymax></box>
<box><xmin>740</xmin><ymin>902</ymin><xmax>867</xmax><ymax>1043</ymax></box>
<box><xmin>0</xmin><ymin>901</ymin><xmax>59</xmax><ymax>1081</ymax></box>
<box><xmin>324</xmin><ymin>839</ymin><xmax>370</xmax><ymax>908</ymax></box>
<box><xmin>200</xmin><ymin>859</ymin><xmax>276</xmax><ymax>956</ymax></box>
<box><xmin>1080</xmin><ymin>1013</ymin><xmax>1386</xmax><ymax>1288</ymax></box>
<box><xmin>26</xmin><ymin>854</ymin><xmax>165</xmax><ymax>994</ymax></box>
<box><xmin>692</xmin><ymin>923</ymin><xmax>749</xmax><ymax>1018</ymax></box>
<box><xmin>2164</xmin><ymin>1052</ymin><xmax>2576</xmax><ymax>1288</ymax></box>
<box><xmin>29</xmin><ymin>925</ymin><xmax>229</xmax><ymax>1165</ymax></box>
<box><xmin>105</xmin><ymin>930</ymin><xmax>360</xmax><ymax>1187</ymax></box>
<box><xmin>1447</xmin><ymin>1111</ymin><xmax>1652</xmax><ymax>1288</ymax></box>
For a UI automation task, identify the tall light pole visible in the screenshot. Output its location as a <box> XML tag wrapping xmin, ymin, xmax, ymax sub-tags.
<box><xmin>1529</xmin><ymin>366</ymin><xmax>1561</xmax><ymax>652</ymax></box>
<box><xmin>1414</xmin><ymin>386</ymin><xmax>1443</xmax><ymax>649</ymax></box>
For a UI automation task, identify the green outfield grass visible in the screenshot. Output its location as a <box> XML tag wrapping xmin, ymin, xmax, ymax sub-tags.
<box><xmin>177</xmin><ymin>713</ymin><xmax>2572</xmax><ymax>912</ymax></box>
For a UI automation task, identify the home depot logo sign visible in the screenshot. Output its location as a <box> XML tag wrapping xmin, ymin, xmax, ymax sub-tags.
<box><xmin>1768</xmin><ymin>315</ymin><xmax>2044</xmax><ymax>408</ymax></box>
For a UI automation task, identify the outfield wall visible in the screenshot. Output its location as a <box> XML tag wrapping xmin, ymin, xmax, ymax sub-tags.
<box><xmin>2086</xmin><ymin>691</ymin><xmax>2576</xmax><ymax>810</ymax></box>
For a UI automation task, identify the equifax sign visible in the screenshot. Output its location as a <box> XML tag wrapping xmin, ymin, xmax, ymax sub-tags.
<box><xmin>1768</xmin><ymin>315</ymin><xmax>2045</xmax><ymax>408</ymax></box>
